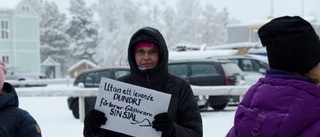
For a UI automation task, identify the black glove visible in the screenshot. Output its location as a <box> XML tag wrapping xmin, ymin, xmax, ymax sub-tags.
<box><xmin>152</xmin><ymin>112</ymin><xmax>174</xmax><ymax>135</ymax></box>
<box><xmin>83</xmin><ymin>109</ymin><xmax>107</xmax><ymax>136</ymax></box>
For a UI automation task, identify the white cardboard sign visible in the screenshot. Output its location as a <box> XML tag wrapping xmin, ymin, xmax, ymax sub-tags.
<box><xmin>94</xmin><ymin>77</ymin><xmax>171</xmax><ymax>137</ymax></box>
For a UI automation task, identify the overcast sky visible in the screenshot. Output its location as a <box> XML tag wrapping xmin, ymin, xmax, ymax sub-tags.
<box><xmin>204</xmin><ymin>0</ymin><xmax>320</xmax><ymax>23</ymax></box>
<box><xmin>49</xmin><ymin>0</ymin><xmax>320</xmax><ymax>24</ymax></box>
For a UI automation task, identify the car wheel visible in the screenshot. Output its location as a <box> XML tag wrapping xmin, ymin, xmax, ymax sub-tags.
<box><xmin>207</xmin><ymin>96</ymin><xmax>229</xmax><ymax>111</ymax></box>
<box><xmin>198</xmin><ymin>101</ymin><xmax>209</xmax><ymax>112</ymax></box>
<box><xmin>211</xmin><ymin>103</ymin><xmax>228</xmax><ymax>111</ymax></box>
<box><xmin>18</xmin><ymin>79</ymin><xmax>26</xmax><ymax>87</ymax></box>
<box><xmin>71</xmin><ymin>102</ymin><xmax>80</xmax><ymax>119</ymax></box>
<box><xmin>71</xmin><ymin>97</ymin><xmax>97</xmax><ymax>119</ymax></box>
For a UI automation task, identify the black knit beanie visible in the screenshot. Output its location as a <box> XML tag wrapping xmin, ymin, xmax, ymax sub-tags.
<box><xmin>258</xmin><ymin>16</ymin><xmax>320</xmax><ymax>74</ymax></box>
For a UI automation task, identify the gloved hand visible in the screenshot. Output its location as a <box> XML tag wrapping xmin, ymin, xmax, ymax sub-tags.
<box><xmin>84</xmin><ymin>109</ymin><xmax>107</xmax><ymax>136</ymax></box>
<box><xmin>0</xmin><ymin>61</ymin><xmax>7</xmax><ymax>91</ymax></box>
<box><xmin>152</xmin><ymin>112</ymin><xmax>174</xmax><ymax>135</ymax></box>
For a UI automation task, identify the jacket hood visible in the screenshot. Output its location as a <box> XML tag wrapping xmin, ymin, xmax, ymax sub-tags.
<box><xmin>127</xmin><ymin>27</ymin><xmax>169</xmax><ymax>89</ymax></box>
<box><xmin>0</xmin><ymin>82</ymin><xmax>19</xmax><ymax>110</ymax></box>
<box><xmin>128</xmin><ymin>27</ymin><xmax>168</xmax><ymax>73</ymax></box>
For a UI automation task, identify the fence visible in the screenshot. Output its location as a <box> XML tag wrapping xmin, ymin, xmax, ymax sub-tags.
<box><xmin>8</xmin><ymin>79</ymin><xmax>251</xmax><ymax>122</ymax></box>
<box><xmin>6</xmin><ymin>78</ymin><xmax>75</xmax><ymax>86</ymax></box>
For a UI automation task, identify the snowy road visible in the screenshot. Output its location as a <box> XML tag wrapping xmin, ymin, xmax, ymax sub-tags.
<box><xmin>19</xmin><ymin>93</ymin><xmax>236</xmax><ymax>137</ymax></box>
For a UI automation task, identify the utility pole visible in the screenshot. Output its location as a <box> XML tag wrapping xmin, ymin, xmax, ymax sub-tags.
<box><xmin>270</xmin><ymin>0</ymin><xmax>274</xmax><ymax>17</ymax></box>
<box><xmin>301</xmin><ymin>0</ymin><xmax>304</xmax><ymax>17</ymax></box>
<box><xmin>268</xmin><ymin>0</ymin><xmax>274</xmax><ymax>19</ymax></box>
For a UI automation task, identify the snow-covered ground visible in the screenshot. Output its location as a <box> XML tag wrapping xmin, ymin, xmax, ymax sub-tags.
<box><xmin>18</xmin><ymin>85</ymin><xmax>237</xmax><ymax>137</ymax></box>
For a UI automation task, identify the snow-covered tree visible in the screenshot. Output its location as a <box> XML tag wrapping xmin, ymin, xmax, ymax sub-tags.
<box><xmin>66</xmin><ymin>0</ymin><xmax>99</xmax><ymax>62</ymax></box>
<box><xmin>201</xmin><ymin>5</ymin><xmax>228</xmax><ymax>46</ymax></box>
<box><xmin>40</xmin><ymin>1</ymin><xmax>71</xmax><ymax>76</ymax></box>
<box><xmin>175</xmin><ymin>0</ymin><xmax>203</xmax><ymax>45</ymax></box>
<box><xmin>161</xmin><ymin>6</ymin><xmax>177</xmax><ymax>48</ymax></box>
<box><xmin>94</xmin><ymin>0</ymin><xmax>143</xmax><ymax>67</ymax></box>
<box><xmin>174</xmin><ymin>0</ymin><xmax>228</xmax><ymax>47</ymax></box>
<box><xmin>93</xmin><ymin>0</ymin><xmax>229</xmax><ymax>66</ymax></box>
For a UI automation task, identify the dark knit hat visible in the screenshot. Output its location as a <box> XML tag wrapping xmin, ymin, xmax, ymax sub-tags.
<box><xmin>258</xmin><ymin>16</ymin><xmax>320</xmax><ymax>74</ymax></box>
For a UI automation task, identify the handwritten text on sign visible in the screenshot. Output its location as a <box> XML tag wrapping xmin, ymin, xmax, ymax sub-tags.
<box><xmin>94</xmin><ymin>77</ymin><xmax>171</xmax><ymax>137</ymax></box>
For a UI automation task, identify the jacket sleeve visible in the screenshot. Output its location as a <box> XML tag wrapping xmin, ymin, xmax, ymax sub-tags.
<box><xmin>171</xmin><ymin>81</ymin><xmax>203</xmax><ymax>137</ymax></box>
<box><xmin>17</xmin><ymin>109</ymin><xmax>42</xmax><ymax>137</ymax></box>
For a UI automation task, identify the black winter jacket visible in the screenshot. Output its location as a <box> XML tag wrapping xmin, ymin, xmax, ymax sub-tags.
<box><xmin>85</xmin><ymin>27</ymin><xmax>202</xmax><ymax>137</ymax></box>
<box><xmin>0</xmin><ymin>82</ymin><xmax>42</xmax><ymax>137</ymax></box>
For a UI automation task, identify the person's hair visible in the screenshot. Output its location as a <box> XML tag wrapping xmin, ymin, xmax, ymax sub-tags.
<box><xmin>300</xmin><ymin>36</ymin><xmax>320</xmax><ymax>85</ymax></box>
<box><xmin>304</xmin><ymin>71</ymin><xmax>320</xmax><ymax>85</ymax></box>
<box><xmin>306</xmin><ymin>36</ymin><xmax>320</xmax><ymax>85</ymax></box>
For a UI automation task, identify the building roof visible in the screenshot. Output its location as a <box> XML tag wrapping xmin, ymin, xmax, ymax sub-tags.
<box><xmin>67</xmin><ymin>59</ymin><xmax>99</xmax><ymax>72</ymax></box>
<box><xmin>0</xmin><ymin>0</ymin><xmax>44</xmax><ymax>14</ymax></box>
<box><xmin>41</xmin><ymin>56</ymin><xmax>61</xmax><ymax>66</ymax></box>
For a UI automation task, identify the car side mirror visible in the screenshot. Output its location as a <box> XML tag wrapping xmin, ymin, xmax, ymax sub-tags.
<box><xmin>77</xmin><ymin>82</ymin><xmax>84</xmax><ymax>88</ymax></box>
<box><xmin>259</xmin><ymin>68</ymin><xmax>266</xmax><ymax>75</ymax></box>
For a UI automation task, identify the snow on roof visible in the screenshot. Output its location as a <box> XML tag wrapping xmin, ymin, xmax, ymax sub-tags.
<box><xmin>0</xmin><ymin>0</ymin><xmax>21</xmax><ymax>10</ymax></box>
<box><xmin>41</xmin><ymin>56</ymin><xmax>60</xmax><ymax>66</ymax></box>
<box><xmin>169</xmin><ymin>50</ymin><xmax>238</xmax><ymax>60</ymax></box>
<box><xmin>206</xmin><ymin>42</ymin><xmax>260</xmax><ymax>50</ymax></box>
<box><xmin>67</xmin><ymin>59</ymin><xmax>99</xmax><ymax>72</ymax></box>
<box><xmin>227</xmin><ymin>16</ymin><xmax>317</xmax><ymax>27</ymax></box>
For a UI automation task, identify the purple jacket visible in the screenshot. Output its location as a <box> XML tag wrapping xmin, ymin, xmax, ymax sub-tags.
<box><xmin>227</xmin><ymin>69</ymin><xmax>320</xmax><ymax>137</ymax></box>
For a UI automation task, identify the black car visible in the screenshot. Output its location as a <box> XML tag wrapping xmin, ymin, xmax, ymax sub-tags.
<box><xmin>168</xmin><ymin>59</ymin><xmax>244</xmax><ymax>111</ymax></box>
<box><xmin>67</xmin><ymin>66</ymin><xmax>130</xmax><ymax>119</ymax></box>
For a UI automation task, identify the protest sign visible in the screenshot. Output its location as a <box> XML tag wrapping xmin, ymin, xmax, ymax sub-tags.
<box><xmin>94</xmin><ymin>77</ymin><xmax>171</xmax><ymax>137</ymax></box>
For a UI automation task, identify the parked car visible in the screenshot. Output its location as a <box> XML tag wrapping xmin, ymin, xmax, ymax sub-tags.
<box><xmin>67</xmin><ymin>66</ymin><xmax>130</xmax><ymax>119</ymax></box>
<box><xmin>5</xmin><ymin>66</ymin><xmax>47</xmax><ymax>87</ymax></box>
<box><xmin>168</xmin><ymin>59</ymin><xmax>245</xmax><ymax>111</ymax></box>
<box><xmin>207</xmin><ymin>54</ymin><xmax>269</xmax><ymax>85</ymax></box>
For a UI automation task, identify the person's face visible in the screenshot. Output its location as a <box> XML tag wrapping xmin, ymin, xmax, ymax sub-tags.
<box><xmin>135</xmin><ymin>47</ymin><xmax>159</xmax><ymax>69</ymax></box>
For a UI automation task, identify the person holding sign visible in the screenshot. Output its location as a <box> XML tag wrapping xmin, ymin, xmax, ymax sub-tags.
<box><xmin>0</xmin><ymin>61</ymin><xmax>42</xmax><ymax>137</ymax></box>
<box><xmin>84</xmin><ymin>27</ymin><xmax>203</xmax><ymax>137</ymax></box>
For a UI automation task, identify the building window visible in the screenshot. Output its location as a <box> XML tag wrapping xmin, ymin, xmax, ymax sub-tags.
<box><xmin>22</xmin><ymin>5</ymin><xmax>29</xmax><ymax>13</ymax></box>
<box><xmin>1</xmin><ymin>55</ymin><xmax>10</xmax><ymax>65</ymax></box>
<box><xmin>1</xmin><ymin>20</ymin><xmax>9</xmax><ymax>39</ymax></box>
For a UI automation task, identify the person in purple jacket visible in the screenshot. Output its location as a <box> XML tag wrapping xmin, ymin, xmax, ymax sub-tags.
<box><xmin>227</xmin><ymin>16</ymin><xmax>320</xmax><ymax>137</ymax></box>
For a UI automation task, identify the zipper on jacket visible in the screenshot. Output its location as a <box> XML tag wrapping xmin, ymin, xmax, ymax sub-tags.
<box><xmin>146</xmin><ymin>74</ymin><xmax>151</xmax><ymax>88</ymax></box>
